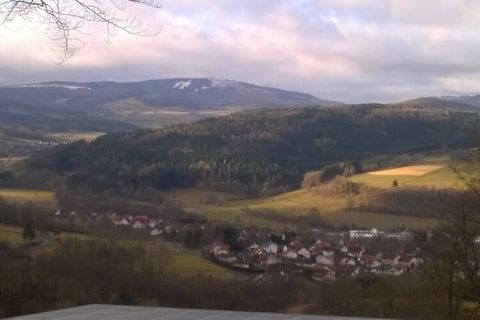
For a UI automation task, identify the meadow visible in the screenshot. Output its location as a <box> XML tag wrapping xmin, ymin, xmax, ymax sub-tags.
<box><xmin>0</xmin><ymin>188</ymin><xmax>55</xmax><ymax>203</ymax></box>
<box><xmin>163</xmin><ymin>188</ymin><xmax>438</xmax><ymax>230</ymax></box>
<box><xmin>0</xmin><ymin>225</ymin><xmax>23</xmax><ymax>245</ymax></box>
<box><xmin>0</xmin><ymin>226</ymin><xmax>233</xmax><ymax>279</ymax></box>
<box><xmin>164</xmin><ymin>247</ymin><xmax>234</xmax><ymax>279</ymax></box>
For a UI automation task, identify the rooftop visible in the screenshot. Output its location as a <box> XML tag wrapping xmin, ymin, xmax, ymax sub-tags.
<box><xmin>8</xmin><ymin>304</ymin><xmax>395</xmax><ymax>320</ymax></box>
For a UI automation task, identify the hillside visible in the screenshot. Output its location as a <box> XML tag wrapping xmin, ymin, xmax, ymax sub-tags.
<box><xmin>0</xmin><ymin>78</ymin><xmax>340</xmax><ymax>156</ymax></box>
<box><xmin>443</xmin><ymin>95</ymin><xmax>480</xmax><ymax>107</ymax></box>
<box><xmin>16</xmin><ymin>103</ymin><xmax>480</xmax><ymax>193</ymax></box>
<box><xmin>0</xmin><ymin>78</ymin><xmax>338</xmax><ymax>128</ymax></box>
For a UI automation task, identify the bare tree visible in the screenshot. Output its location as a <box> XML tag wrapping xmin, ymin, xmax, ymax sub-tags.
<box><xmin>0</xmin><ymin>0</ymin><xmax>162</xmax><ymax>61</ymax></box>
<box><xmin>430</xmin><ymin>150</ymin><xmax>480</xmax><ymax>319</ymax></box>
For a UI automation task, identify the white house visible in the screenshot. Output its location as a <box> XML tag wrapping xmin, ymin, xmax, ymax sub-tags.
<box><xmin>263</xmin><ymin>242</ymin><xmax>279</xmax><ymax>254</ymax></box>
<box><xmin>349</xmin><ymin>228</ymin><xmax>379</xmax><ymax>239</ymax></box>
<box><xmin>283</xmin><ymin>250</ymin><xmax>298</xmax><ymax>260</ymax></box>
<box><xmin>316</xmin><ymin>254</ymin><xmax>335</xmax><ymax>266</ymax></box>
<box><xmin>148</xmin><ymin>221</ymin><xmax>157</xmax><ymax>229</ymax></box>
<box><xmin>297</xmin><ymin>248</ymin><xmax>310</xmax><ymax>260</ymax></box>
<box><xmin>117</xmin><ymin>218</ymin><xmax>130</xmax><ymax>226</ymax></box>
<box><xmin>133</xmin><ymin>221</ymin><xmax>146</xmax><ymax>229</ymax></box>
<box><xmin>150</xmin><ymin>229</ymin><xmax>161</xmax><ymax>236</ymax></box>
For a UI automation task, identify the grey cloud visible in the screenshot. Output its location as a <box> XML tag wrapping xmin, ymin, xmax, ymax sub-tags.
<box><xmin>2</xmin><ymin>0</ymin><xmax>480</xmax><ymax>103</ymax></box>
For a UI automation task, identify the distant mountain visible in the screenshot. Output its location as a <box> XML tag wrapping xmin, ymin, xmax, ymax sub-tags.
<box><xmin>395</xmin><ymin>97</ymin><xmax>480</xmax><ymax>112</ymax></box>
<box><xmin>2</xmin><ymin>78</ymin><xmax>338</xmax><ymax>109</ymax></box>
<box><xmin>0</xmin><ymin>78</ymin><xmax>342</xmax><ymax>155</ymax></box>
<box><xmin>440</xmin><ymin>95</ymin><xmax>480</xmax><ymax>108</ymax></box>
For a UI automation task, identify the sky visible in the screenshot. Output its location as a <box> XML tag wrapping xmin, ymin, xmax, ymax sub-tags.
<box><xmin>1</xmin><ymin>0</ymin><xmax>480</xmax><ymax>103</ymax></box>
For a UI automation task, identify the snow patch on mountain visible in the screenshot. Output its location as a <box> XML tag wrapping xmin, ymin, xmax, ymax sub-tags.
<box><xmin>172</xmin><ymin>80</ymin><xmax>192</xmax><ymax>90</ymax></box>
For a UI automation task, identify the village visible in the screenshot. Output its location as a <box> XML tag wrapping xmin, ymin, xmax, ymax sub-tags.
<box><xmin>52</xmin><ymin>209</ymin><xmax>426</xmax><ymax>282</ymax></box>
<box><xmin>203</xmin><ymin>231</ymin><xmax>424</xmax><ymax>282</ymax></box>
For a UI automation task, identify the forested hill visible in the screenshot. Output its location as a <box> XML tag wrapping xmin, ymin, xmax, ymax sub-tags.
<box><xmin>21</xmin><ymin>104</ymin><xmax>480</xmax><ymax>194</ymax></box>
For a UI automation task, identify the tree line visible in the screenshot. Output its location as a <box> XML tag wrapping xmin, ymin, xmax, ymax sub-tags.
<box><xmin>11</xmin><ymin>104</ymin><xmax>480</xmax><ymax>195</ymax></box>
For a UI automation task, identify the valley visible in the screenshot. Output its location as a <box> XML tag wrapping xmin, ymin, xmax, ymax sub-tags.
<box><xmin>0</xmin><ymin>81</ymin><xmax>480</xmax><ymax>320</ymax></box>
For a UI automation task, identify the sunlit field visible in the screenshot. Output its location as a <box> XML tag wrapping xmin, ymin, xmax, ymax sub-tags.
<box><xmin>350</xmin><ymin>164</ymin><xmax>460</xmax><ymax>189</ymax></box>
<box><xmin>164</xmin><ymin>188</ymin><xmax>438</xmax><ymax>230</ymax></box>
<box><xmin>0</xmin><ymin>188</ymin><xmax>55</xmax><ymax>203</ymax></box>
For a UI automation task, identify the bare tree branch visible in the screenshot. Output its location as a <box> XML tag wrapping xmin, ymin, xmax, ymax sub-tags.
<box><xmin>0</xmin><ymin>0</ymin><xmax>162</xmax><ymax>61</ymax></box>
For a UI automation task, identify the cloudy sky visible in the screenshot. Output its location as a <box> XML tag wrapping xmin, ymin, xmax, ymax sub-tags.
<box><xmin>1</xmin><ymin>0</ymin><xmax>480</xmax><ymax>103</ymax></box>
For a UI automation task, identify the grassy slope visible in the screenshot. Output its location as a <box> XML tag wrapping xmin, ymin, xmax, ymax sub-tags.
<box><xmin>0</xmin><ymin>225</ymin><xmax>23</xmax><ymax>244</ymax></box>
<box><xmin>164</xmin><ymin>188</ymin><xmax>438</xmax><ymax>230</ymax></box>
<box><xmin>55</xmin><ymin>233</ymin><xmax>233</xmax><ymax>279</ymax></box>
<box><xmin>0</xmin><ymin>188</ymin><xmax>55</xmax><ymax>203</ymax></box>
<box><xmin>165</xmin><ymin>249</ymin><xmax>234</xmax><ymax>280</ymax></box>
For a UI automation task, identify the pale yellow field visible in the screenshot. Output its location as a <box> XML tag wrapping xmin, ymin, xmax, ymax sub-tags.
<box><xmin>0</xmin><ymin>188</ymin><xmax>55</xmax><ymax>203</ymax></box>
<box><xmin>351</xmin><ymin>165</ymin><xmax>460</xmax><ymax>189</ymax></box>
<box><xmin>367</xmin><ymin>165</ymin><xmax>444</xmax><ymax>176</ymax></box>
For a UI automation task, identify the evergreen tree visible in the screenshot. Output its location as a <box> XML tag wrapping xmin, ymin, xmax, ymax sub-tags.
<box><xmin>392</xmin><ymin>179</ymin><xmax>399</xmax><ymax>188</ymax></box>
<box><xmin>22</xmin><ymin>221</ymin><xmax>36</xmax><ymax>242</ymax></box>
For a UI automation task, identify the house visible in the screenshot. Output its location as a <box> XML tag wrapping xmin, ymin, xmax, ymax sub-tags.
<box><xmin>133</xmin><ymin>220</ymin><xmax>146</xmax><ymax>229</ymax></box>
<box><xmin>312</xmin><ymin>264</ymin><xmax>336</xmax><ymax>282</ymax></box>
<box><xmin>297</xmin><ymin>248</ymin><xmax>310</xmax><ymax>260</ymax></box>
<box><xmin>382</xmin><ymin>231</ymin><xmax>411</xmax><ymax>241</ymax></box>
<box><xmin>360</xmin><ymin>255</ymin><xmax>382</xmax><ymax>269</ymax></box>
<box><xmin>148</xmin><ymin>221</ymin><xmax>157</xmax><ymax>229</ymax></box>
<box><xmin>262</xmin><ymin>242</ymin><xmax>279</xmax><ymax>254</ymax></box>
<box><xmin>117</xmin><ymin>218</ymin><xmax>131</xmax><ymax>226</ymax></box>
<box><xmin>262</xmin><ymin>254</ymin><xmax>280</xmax><ymax>266</ymax></box>
<box><xmin>208</xmin><ymin>242</ymin><xmax>231</xmax><ymax>256</ymax></box>
<box><xmin>217</xmin><ymin>253</ymin><xmax>237</xmax><ymax>264</ymax></box>
<box><xmin>340</xmin><ymin>256</ymin><xmax>358</xmax><ymax>266</ymax></box>
<box><xmin>250</xmin><ymin>246</ymin><xmax>266</xmax><ymax>258</ymax></box>
<box><xmin>165</xmin><ymin>224</ymin><xmax>178</xmax><ymax>234</ymax></box>
<box><xmin>349</xmin><ymin>228</ymin><xmax>378</xmax><ymax>239</ymax></box>
<box><xmin>150</xmin><ymin>229</ymin><xmax>162</xmax><ymax>236</ymax></box>
<box><xmin>394</xmin><ymin>255</ymin><xmax>423</xmax><ymax>270</ymax></box>
<box><xmin>283</xmin><ymin>249</ymin><xmax>298</xmax><ymax>260</ymax></box>
<box><xmin>316</xmin><ymin>254</ymin><xmax>335</xmax><ymax>266</ymax></box>
<box><xmin>347</xmin><ymin>245</ymin><xmax>364</xmax><ymax>258</ymax></box>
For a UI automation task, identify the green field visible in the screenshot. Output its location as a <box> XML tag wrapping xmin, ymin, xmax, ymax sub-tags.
<box><xmin>0</xmin><ymin>188</ymin><xmax>55</xmax><ymax>203</ymax></box>
<box><xmin>165</xmin><ymin>250</ymin><xmax>234</xmax><ymax>279</ymax></box>
<box><xmin>51</xmin><ymin>233</ymin><xmax>233</xmax><ymax>279</ymax></box>
<box><xmin>0</xmin><ymin>225</ymin><xmax>23</xmax><ymax>245</ymax></box>
<box><xmin>164</xmin><ymin>188</ymin><xmax>438</xmax><ymax>230</ymax></box>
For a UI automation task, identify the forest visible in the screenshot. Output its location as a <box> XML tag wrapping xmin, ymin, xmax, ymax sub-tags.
<box><xmin>9</xmin><ymin>103</ymin><xmax>480</xmax><ymax>195</ymax></box>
